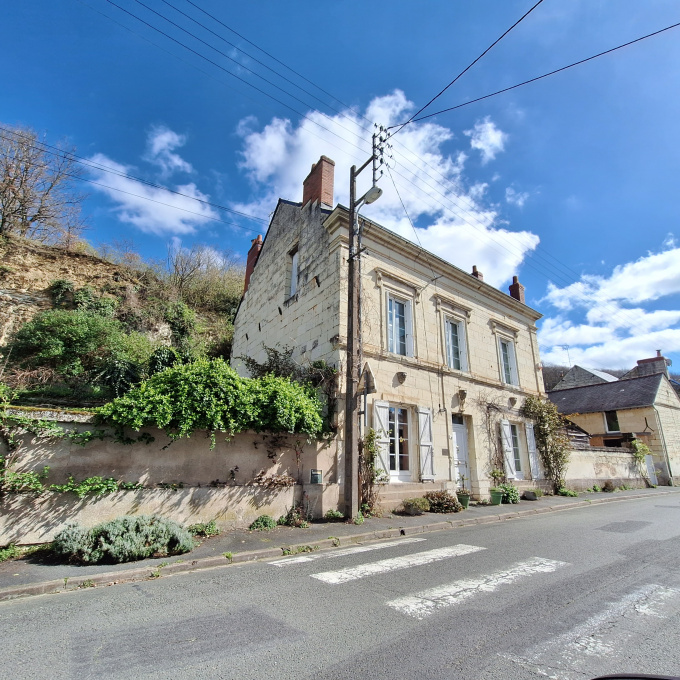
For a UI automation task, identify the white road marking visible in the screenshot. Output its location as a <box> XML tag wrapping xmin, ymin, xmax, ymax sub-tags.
<box><xmin>269</xmin><ymin>538</ymin><xmax>427</xmax><ymax>566</ymax></box>
<box><xmin>310</xmin><ymin>544</ymin><xmax>485</xmax><ymax>584</ymax></box>
<box><xmin>504</xmin><ymin>584</ymin><xmax>680</xmax><ymax>680</ymax></box>
<box><xmin>387</xmin><ymin>557</ymin><xmax>568</xmax><ymax>620</ymax></box>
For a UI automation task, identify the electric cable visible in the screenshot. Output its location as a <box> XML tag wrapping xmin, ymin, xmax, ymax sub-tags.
<box><xmin>392</xmin><ymin>19</ymin><xmax>680</xmax><ymax>128</ymax></box>
<box><xmin>392</xmin><ymin>0</ymin><xmax>545</xmax><ymax>135</ymax></box>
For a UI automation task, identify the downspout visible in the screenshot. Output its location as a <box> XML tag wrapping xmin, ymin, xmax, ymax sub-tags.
<box><xmin>653</xmin><ymin>406</ymin><xmax>674</xmax><ymax>485</ymax></box>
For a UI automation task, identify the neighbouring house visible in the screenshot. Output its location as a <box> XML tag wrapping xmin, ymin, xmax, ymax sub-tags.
<box><xmin>231</xmin><ymin>155</ymin><xmax>548</xmax><ymax>509</ymax></box>
<box><xmin>552</xmin><ymin>365</ymin><xmax>618</xmax><ymax>391</ymax></box>
<box><xmin>548</xmin><ymin>353</ymin><xmax>680</xmax><ymax>485</ymax></box>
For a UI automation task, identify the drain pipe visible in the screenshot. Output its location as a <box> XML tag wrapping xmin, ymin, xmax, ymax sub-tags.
<box><xmin>653</xmin><ymin>406</ymin><xmax>674</xmax><ymax>485</ymax></box>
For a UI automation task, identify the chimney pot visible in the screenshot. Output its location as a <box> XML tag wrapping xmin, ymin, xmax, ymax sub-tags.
<box><xmin>244</xmin><ymin>234</ymin><xmax>263</xmax><ymax>293</ymax></box>
<box><xmin>302</xmin><ymin>155</ymin><xmax>335</xmax><ymax>207</ymax></box>
<box><xmin>471</xmin><ymin>265</ymin><xmax>484</xmax><ymax>281</ymax></box>
<box><xmin>509</xmin><ymin>275</ymin><xmax>526</xmax><ymax>303</ymax></box>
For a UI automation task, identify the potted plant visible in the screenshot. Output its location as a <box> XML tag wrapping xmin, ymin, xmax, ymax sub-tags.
<box><xmin>489</xmin><ymin>487</ymin><xmax>504</xmax><ymax>505</ymax></box>
<box><xmin>456</xmin><ymin>474</ymin><xmax>471</xmax><ymax>509</ymax></box>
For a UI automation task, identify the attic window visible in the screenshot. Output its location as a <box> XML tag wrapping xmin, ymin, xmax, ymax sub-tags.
<box><xmin>605</xmin><ymin>410</ymin><xmax>620</xmax><ymax>433</ymax></box>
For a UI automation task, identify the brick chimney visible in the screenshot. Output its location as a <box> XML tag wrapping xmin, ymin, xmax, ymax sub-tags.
<box><xmin>244</xmin><ymin>234</ymin><xmax>263</xmax><ymax>293</ymax></box>
<box><xmin>509</xmin><ymin>275</ymin><xmax>525</xmax><ymax>303</ymax></box>
<box><xmin>636</xmin><ymin>350</ymin><xmax>671</xmax><ymax>377</ymax></box>
<box><xmin>471</xmin><ymin>265</ymin><xmax>484</xmax><ymax>282</ymax></box>
<box><xmin>302</xmin><ymin>156</ymin><xmax>335</xmax><ymax>207</ymax></box>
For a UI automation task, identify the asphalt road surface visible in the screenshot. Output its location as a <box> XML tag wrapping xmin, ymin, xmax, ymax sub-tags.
<box><xmin>2</xmin><ymin>495</ymin><xmax>680</xmax><ymax>679</ymax></box>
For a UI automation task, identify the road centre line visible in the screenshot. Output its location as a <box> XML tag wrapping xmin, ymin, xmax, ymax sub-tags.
<box><xmin>269</xmin><ymin>538</ymin><xmax>427</xmax><ymax>565</ymax></box>
<box><xmin>387</xmin><ymin>557</ymin><xmax>568</xmax><ymax>620</ymax></box>
<box><xmin>310</xmin><ymin>544</ymin><xmax>485</xmax><ymax>584</ymax></box>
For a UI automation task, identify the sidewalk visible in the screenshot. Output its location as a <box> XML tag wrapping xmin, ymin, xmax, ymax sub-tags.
<box><xmin>1</xmin><ymin>486</ymin><xmax>678</xmax><ymax>602</ymax></box>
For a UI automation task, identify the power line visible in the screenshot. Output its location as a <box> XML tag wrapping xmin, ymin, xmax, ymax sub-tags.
<box><xmin>73</xmin><ymin>1</ymin><xmax>663</xmax><ymax>331</ymax></box>
<box><xmin>392</xmin><ymin>0</ymin><xmax>545</xmax><ymax>134</ymax></box>
<box><xmin>0</xmin><ymin>125</ymin><xmax>268</xmax><ymax>224</ymax></box>
<box><xmin>394</xmin><ymin>19</ymin><xmax>680</xmax><ymax>127</ymax></box>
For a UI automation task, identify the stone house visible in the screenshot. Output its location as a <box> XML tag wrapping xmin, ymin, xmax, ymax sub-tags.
<box><xmin>231</xmin><ymin>156</ymin><xmax>547</xmax><ymax>509</ymax></box>
<box><xmin>548</xmin><ymin>353</ymin><xmax>680</xmax><ymax>485</ymax></box>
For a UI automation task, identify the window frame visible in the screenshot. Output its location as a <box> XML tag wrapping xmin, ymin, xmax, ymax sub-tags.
<box><xmin>386</xmin><ymin>291</ymin><xmax>414</xmax><ymax>357</ymax></box>
<box><xmin>289</xmin><ymin>246</ymin><xmax>299</xmax><ymax>297</ymax></box>
<box><xmin>444</xmin><ymin>315</ymin><xmax>468</xmax><ymax>372</ymax></box>
<box><xmin>498</xmin><ymin>335</ymin><xmax>519</xmax><ymax>386</ymax></box>
<box><xmin>604</xmin><ymin>410</ymin><xmax>620</xmax><ymax>433</ymax></box>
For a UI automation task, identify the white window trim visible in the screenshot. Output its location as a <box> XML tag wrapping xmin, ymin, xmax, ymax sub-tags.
<box><xmin>444</xmin><ymin>315</ymin><xmax>468</xmax><ymax>372</ymax></box>
<box><xmin>497</xmin><ymin>335</ymin><xmax>520</xmax><ymax>387</ymax></box>
<box><xmin>386</xmin><ymin>290</ymin><xmax>415</xmax><ymax>357</ymax></box>
<box><xmin>604</xmin><ymin>410</ymin><xmax>621</xmax><ymax>433</ymax></box>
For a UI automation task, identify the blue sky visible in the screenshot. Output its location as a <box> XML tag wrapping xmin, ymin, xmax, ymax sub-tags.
<box><xmin>3</xmin><ymin>0</ymin><xmax>680</xmax><ymax>371</ymax></box>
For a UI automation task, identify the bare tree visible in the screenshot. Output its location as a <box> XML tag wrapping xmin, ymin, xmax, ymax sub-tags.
<box><xmin>167</xmin><ymin>242</ymin><xmax>243</xmax><ymax>312</ymax></box>
<box><xmin>0</xmin><ymin>124</ymin><xmax>86</xmax><ymax>244</ymax></box>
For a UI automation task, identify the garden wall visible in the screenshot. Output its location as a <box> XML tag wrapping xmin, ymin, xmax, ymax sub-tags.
<box><xmin>1</xmin><ymin>410</ymin><xmax>342</xmax><ymax>543</ymax></box>
<box><xmin>563</xmin><ymin>446</ymin><xmax>649</xmax><ymax>490</ymax></box>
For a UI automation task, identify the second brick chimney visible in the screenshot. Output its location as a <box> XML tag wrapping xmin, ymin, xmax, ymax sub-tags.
<box><xmin>244</xmin><ymin>234</ymin><xmax>263</xmax><ymax>293</ymax></box>
<box><xmin>509</xmin><ymin>276</ymin><xmax>525</xmax><ymax>303</ymax></box>
<box><xmin>302</xmin><ymin>156</ymin><xmax>335</xmax><ymax>207</ymax></box>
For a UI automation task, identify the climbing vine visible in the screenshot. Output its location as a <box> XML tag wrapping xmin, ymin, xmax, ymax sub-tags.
<box><xmin>359</xmin><ymin>428</ymin><xmax>388</xmax><ymax>514</ymax></box>
<box><xmin>521</xmin><ymin>395</ymin><xmax>570</xmax><ymax>492</ymax></box>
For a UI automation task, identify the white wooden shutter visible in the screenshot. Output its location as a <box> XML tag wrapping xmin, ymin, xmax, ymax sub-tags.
<box><xmin>458</xmin><ymin>321</ymin><xmax>468</xmax><ymax>372</ymax></box>
<box><xmin>509</xmin><ymin>342</ymin><xmax>519</xmax><ymax>386</ymax></box>
<box><xmin>525</xmin><ymin>422</ymin><xmax>541</xmax><ymax>479</ymax></box>
<box><xmin>405</xmin><ymin>300</ymin><xmax>414</xmax><ymax>357</ymax></box>
<box><xmin>500</xmin><ymin>419</ymin><xmax>516</xmax><ymax>479</ymax></box>
<box><xmin>372</xmin><ymin>400</ymin><xmax>391</xmax><ymax>480</ymax></box>
<box><xmin>418</xmin><ymin>407</ymin><xmax>435</xmax><ymax>480</ymax></box>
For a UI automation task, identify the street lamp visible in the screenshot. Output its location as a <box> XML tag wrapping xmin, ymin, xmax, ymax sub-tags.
<box><xmin>344</xmin><ymin>134</ymin><xmax>384</xmax><ymax>520</ymax></box>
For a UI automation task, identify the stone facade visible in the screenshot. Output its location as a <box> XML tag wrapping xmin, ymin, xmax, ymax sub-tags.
<box><xmin>232</xmin><ymin>158</ymin><xmax>547</xmax><ymax>502</ymax></box>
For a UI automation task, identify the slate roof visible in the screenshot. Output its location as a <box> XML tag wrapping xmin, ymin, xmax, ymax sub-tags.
<box><xmin>548</xmin><ymin>374</ymin><xmax>663</xmax><ymax>414</ymax></box>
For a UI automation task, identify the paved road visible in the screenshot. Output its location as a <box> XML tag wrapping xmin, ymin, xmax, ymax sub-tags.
<box><xmin>2</xmin><ymin>495</ymin><xmax>680</xmax><ymax>679</ymax></box>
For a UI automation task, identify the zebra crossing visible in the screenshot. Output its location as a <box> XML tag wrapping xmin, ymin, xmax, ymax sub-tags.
<box><xmin>269</xmin><ymin>537</ymin><xmax>569</xmax><ymax>618</ymax></box>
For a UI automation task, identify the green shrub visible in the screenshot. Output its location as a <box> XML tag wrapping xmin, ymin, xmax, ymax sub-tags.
<box><xmin>591</xmin><ymin>484</ymin><xmax>602</xmax><ymax>492</ymax></box>
<box><xmin>148</xmin><ymin>347</ymin><xmax>180</xmax><ymax>376</ymax></box>
<box><xmin>0</xmin><ymin>544</ymin><xmax>21</xmax><ymax>562</ymax></box>
<box><xmin>402</xmin><ymin>497</ymin><xmax>430</xmax><ymax>515</ymax></box>
<box><xmin>424</xmin><ymin>490</ymin><xmax>463</xmax><ymax>513</ymax></box>
<box><xmin>98</xmin><ymin>358</ymin><xmax>323</xmax><ymax>447</ymax></box>
<box><xmin>557</xmin><ymin>487</ymin><xmax>578</xmax><ymax>497</ymax></box>
<box><xmin>323</xmin><ymin>509</ymin><xmax>345</xmax><ymax>521</ymax></box>
<box><xmin>278</xmin><ymin>504</ymin><xmax>310</xmax><ymax>528</ymax></box>
<box><xmin>249</xmin><ymin>514</ymin><xmax>277</xmax><ymax>531</ymax></box>
<box><xmin>187</xmin><ymin>520</ymin><xmax>220</xmax><ymax>537</ymax></box>
<box><xmin>0</xmin><ymin>382</ymin><xmax>16</xmax><ymax>405</ymax></box>
<box><xmin>497</xmin><ymin>483</ymin><xmax>520</xmax><ymax>504</ymax></box>
<box><xmin>49</xmin><ymin>279</ymin><xmax>75</xmax><ymax>307</ymax></box>
<box><xmin>52</xmin><ymin>515</ymin><xmax>194</xmax><ymax>564</ymax></box>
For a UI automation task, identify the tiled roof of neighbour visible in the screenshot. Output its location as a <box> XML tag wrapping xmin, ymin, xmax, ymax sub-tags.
<box><xmin>548</xmin><ymin>374</ymin><xmax>663</xmax><ymax>414</ymax></box>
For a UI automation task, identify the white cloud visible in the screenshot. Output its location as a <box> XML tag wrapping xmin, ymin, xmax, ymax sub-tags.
<box><xmin>543</xmin><ymin>245</ymin><xmax>680</xmax><ymax>310</ymax></box>
<box><xmin>88</xmin><ymin>152</ymin><xmax>219</xmax><ymax>236</ymax></box>
<box><xmin>464</xmin><ymin>116</ymin><xmax>508</xmax><ymax>164</ymax></box>
<box><xmin>505</xmin><ymin>186</ymin><xmax>530</xmax><ymax>208</ymax></box>
<box><xmin>539</xmin><ymin>242</ymin><xmax>680</xmax><ymax>369</ymax></box>
<box><xmin>233</xmin><ymin>91</ymin><xmax>537</xmax><ymax>286</ymax></box>
<box><xmin>144</xmin><ymin>126</ymin><xmax>193</xmax><ymax>177</ymax></box>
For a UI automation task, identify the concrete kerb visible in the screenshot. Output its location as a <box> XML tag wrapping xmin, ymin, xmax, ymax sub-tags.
<box><xmin>1</xmin><ymin>488</ymin><xmax>678</xmax><ymax>603</ymax></box>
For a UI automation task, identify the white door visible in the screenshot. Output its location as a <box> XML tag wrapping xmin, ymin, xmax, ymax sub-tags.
<box><xmin>388</xmin><ymin>405</ymin><xmax>412</xmax><ymax>482</ymax></box>
<box><xmin>451</xmin><ymin>416</ymin><xmax>469</xmax><ymax>487</ymax></box>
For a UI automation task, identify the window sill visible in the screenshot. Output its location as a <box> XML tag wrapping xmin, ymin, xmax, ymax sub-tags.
<box><xmin>283</xmin><ymin>293</ymin><xmax>299</xmax><ymax>307</ymax></box>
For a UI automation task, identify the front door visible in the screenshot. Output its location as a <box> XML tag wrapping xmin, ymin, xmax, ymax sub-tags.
<box><xmin>388</xmin><ymin>406</ymin><xmax>411</xmax><ymax>481</ymax></box>
<box><xmin>451</xmin><ymin>415</ymin><xmax>469</xmax><ymax>486</ymax></box>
